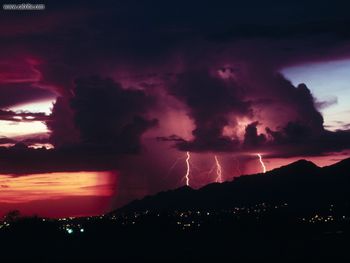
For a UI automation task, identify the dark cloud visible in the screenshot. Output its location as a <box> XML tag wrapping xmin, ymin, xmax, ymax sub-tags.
<box><xmin>48</xmin><ymin>76</ymin><xmax>158</xmax><ymax>154</ymax></box>
<box><xmin>209</xmin><ymin>19</ymin><xmax>350</xmax><ymax>42</ymax></box>
<box><xmin>0</xmin><ymin>137</ymin><xmax>16</xmax><ymax>144</ymax></box>
<box><xmin>0</xmin><ymin>134</ymin><xmax>50</xmax><ymax>148</ymax></box>
<box><xmin>21</xmin><ymin>136</ymin><xmax>50</xmax><ymax>145</ymax></box>
<box><xmin>243</xmin><ymin>121</ymin><xmax>266</xmax><ymax>148</ymax></box>
<box><xmin>156</xmin><ymin>134</ymin><xmax>186</xmax><ymax>143</ymax></box>
<box><xmin>0</xmin><ymin>109</ymin><xmax>49</xmax><ymax>122</ymax></box>
<box><xmin>290</xmin><ymin>83</ymin><xmax>325</xmax><ymax>133</ymax></box>
<box><xmin>2</xmin><ymin>0</ymin><xmax>348</xmax><ymax>100</ymax></box>
<box><xmin>159</xmin><ymin>68</ymin><xmax>350</xmax><ymax>157</ymax></box>
<box><xmin>168</xmin><ymin>70</ymin><xmax>250</xmax><ymax>152</ymax></box>
<box><xmin>265</xmin><ymin>122</ymin><xmax>350</xmax><ymax>157</ymax></box>
<box><xmin>245</xmin><ymin>78</ymin><xmax>350</xmax><ymax>156</ymax></box>
<box><xmin>46</xmin><ymin>97</ymin><xmax>80</xmax><ymax>147</ymax></box>
<box><xmin>0</xmin><ymin>146</ymin><xmax>117</xmax><ymax>174</ymax></box>
<box><xmin>315</xmin><ymin>96</ymin><xmax>338</xmax><ymax>110</ymax></box>
<box><xmin>243</xmin><ymin>71</ymin><xmax>325</xmax><ymax>133</ymax></box>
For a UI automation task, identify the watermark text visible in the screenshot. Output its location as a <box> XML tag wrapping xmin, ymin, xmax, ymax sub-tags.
<box><xmin>3</xmin><ymin>3</ymin><xmax>45</xmax><ymax>11</ymax></box>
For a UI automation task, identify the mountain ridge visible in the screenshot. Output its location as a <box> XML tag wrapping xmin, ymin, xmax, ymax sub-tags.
<box><xmin>114</xmin><ymin>157</ymin><xmax>350</xmax><ymax>213</ymax></box>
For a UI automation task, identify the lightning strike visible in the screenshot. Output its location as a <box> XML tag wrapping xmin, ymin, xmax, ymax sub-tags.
<box><xmin>185</xmin><ymin>151</ymin><xmax>191</xmax><ymax>186</ymax></box>
<box><xmin>214</xmin><ymin>155</ymin><xmax>223</xmax><ymax>183</ymax></box>
<box><xmin>257</xmin><ymin>153</ymin><xmax>266</xmax><ymax>173</ymax></box>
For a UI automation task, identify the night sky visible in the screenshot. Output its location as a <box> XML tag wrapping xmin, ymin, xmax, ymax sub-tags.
<box><xmin>1</xmin><ymin>0</ymin><xmax>350</xmax><ymax>217</ymax></box>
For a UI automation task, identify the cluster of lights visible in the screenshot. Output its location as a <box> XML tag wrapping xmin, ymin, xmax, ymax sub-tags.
<box><xmin>177</xmin><ymin>221</ymin><xmax>201</xmax><ymax>230</ymax></box>
<box><xmin>96</xmin><ymin>203</ymin><xmax>292</xmax><ymax>231</ymax></box>
<box><xmin>174</xmin><ymin>211</ymin><xmax>204</xmax><ymax>230</ymax></box>
<box><xmin>299</xmin><ymin>205</ymin><xmax>348</xmax><ymax>224</ymax></box>
<box><xmin>62</xmin><ymin>223</ymin><xmax>85</xmax><ymax>234</ymax></box>
<box><xmin>4</xmin><ymin>201</ymin><xmax>350</xmax><ymax>236</ymax></box>
<box><xmin>47</xmin><ymin>204</ymin><xmax>349</xmax><ymax>236</ymax></box>
<box><xmin>221</xmin><ymin>202</ymin><xmax>289</xmax><ymax>215</ymax></box>
<box><xmin>58</xmin><ymin>217</ymin><xmax>70</xmax><ymax>221</ymax></box>
<box><xmin>301</xmin><ymin>214</ymin><xmax>334</xmax><ymax>224</ymax></box>
<box><xmin>0</xmin><ymin>221</ymin><xmax>10</xmax><ymax>229</ymax></box>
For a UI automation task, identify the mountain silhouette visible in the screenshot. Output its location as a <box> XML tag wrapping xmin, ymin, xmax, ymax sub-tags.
<box><xmin>269</xmin><ymin>159</ymin><xmax>320</xmax><ymax>176</ymax></box>
<box><xmin>116</xmin><ymin>158</ymin><xmax>350</xmax><ymax>213</ymax></box>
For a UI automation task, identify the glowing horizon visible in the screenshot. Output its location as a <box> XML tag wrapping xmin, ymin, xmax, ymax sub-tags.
<box><xmin>8</xmin><ymin>99</ymin><xmax>55</xmax><ymax>116</ymax></box>
<box><xmin>0</xmin><ymin>171</ymin><xmax>117</xmax><ymax>217</ymax></box>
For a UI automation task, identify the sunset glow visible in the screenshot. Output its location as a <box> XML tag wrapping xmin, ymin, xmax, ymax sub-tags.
<box><xmin>0</xmin><ymin>120</ymin><xmax>49</xmax><ymax>138</ymax></box>
<box><xmin>0</xmin><ymin>171</ymin><xmax>117</xmax><ymax>217</ymax></box>
<box><xmin>9</xmin><ymin>99</ymin><xmax>55</xmax><ymax>116</ymax></box>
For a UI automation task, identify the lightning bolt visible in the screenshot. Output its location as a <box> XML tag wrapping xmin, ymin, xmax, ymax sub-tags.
<box><xmin>257</xmin><ymin>153</ymin><xmax>266</xmax><ymax>173</ymax></box>
<box><xmin>185</xmin><ymin>151</ymin><xmax>191</xmax><ymax>186</ymax></box>
<box><xmin>214</xmin><ymin>155</ymin><xmax>223</xmax><ymax>183</ymax></box>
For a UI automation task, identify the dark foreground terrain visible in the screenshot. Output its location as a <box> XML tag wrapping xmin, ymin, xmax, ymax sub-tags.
<box><xmin>2</xmin><ymin>158</ymin><xmax>350</xmax><ymax>262</ymax></box>
<box><xmin>2</xmin><ymin>207</ymin><xmax>350</xmax><ymax>262</ymax></box>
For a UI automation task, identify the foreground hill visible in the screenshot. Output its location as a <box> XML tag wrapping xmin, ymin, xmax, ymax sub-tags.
<box><xmin>116</xmin><ymin>158</ymin><xmax>350</xmax><ymax>213</ymax></box>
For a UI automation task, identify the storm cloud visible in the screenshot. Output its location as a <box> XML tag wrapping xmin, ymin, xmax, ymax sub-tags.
<box><xmin>48</xmin><ymin>76</ymin><xmax>158</xmax><ymax>153</ymax></box>
<box><xmin>167</xmin><ymin>70</ymin><xmax>250</xmax><ymax>152</ymax></box>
